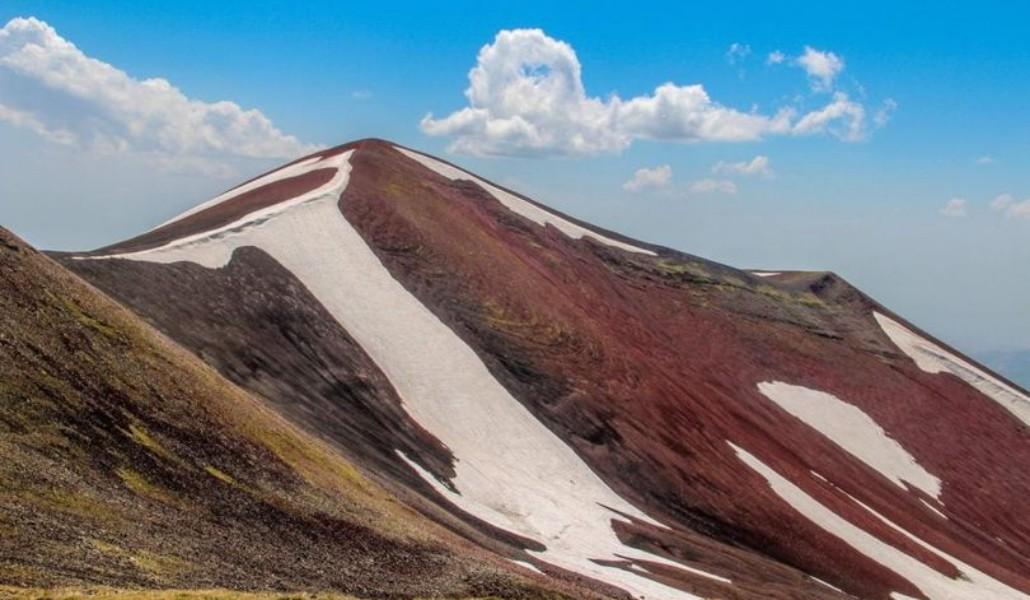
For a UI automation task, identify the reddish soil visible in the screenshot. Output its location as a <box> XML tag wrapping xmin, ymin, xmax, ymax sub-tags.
<box><xmin>57</xmin><ymin>139</ymin><xmax>1030</xmax><ymax>600</ymax></box>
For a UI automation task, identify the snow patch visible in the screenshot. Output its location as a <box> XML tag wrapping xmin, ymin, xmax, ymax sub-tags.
<box><xmin>751</xmin><ymin>271</ymin><xmax>781</xmax><ymax>277</ymax></box>
<box><xmin>730</xmin><ymin>442</ymin><xmax>1029</xmax><ymax>600</ymax></box>
<box><xmin>509</xmin><ymin>559</ymin><xmax>545</xmax><ymax>575</ymax></box>
<box><xmin>150</xmin><ymin>154</ymin><xmax>330</xmax><ymax>231</ymax></box>
<box><xmin>920</xmin><ymin>499</ymin><xmax>948</xmax><ymax>520</ymax></box>
<box><xmin>394</xmin><ymin>146</ymin><xmax>657</xmax><ymax>256</ymax></box>
<box><xmin>811</xmin><ymin>576</ymin><xmax>845</xmax><ymax>593</ymax></box>
<box><xmin>759</xmin><ymin>381</ymin><xmax>942</xmax><ymax>499</ymax></box>
<box><xmin>874</xmin><ymin>312</ymin><xmax>1030</xmax><ymax>427</ymax></box>
<box><xmin>86</xmin><ymin>152</ymin><xmax>702</xmax><ymax>600</ymax></box>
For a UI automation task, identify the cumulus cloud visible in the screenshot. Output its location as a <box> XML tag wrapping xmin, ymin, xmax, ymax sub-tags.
<box><xmin>725</xmin><ymin>42</ymin><xmax>752</xmax><ymax>65</ymax></box>
<box><xmin>689</xmin><ymin>178</ymin><xmax>737</xmax><ymax>195</ymax></box>
<box><xmin>940</xmin><ymin>198</ymin><xmax>968</xmax><ymax>218</ymax></box>
<box><xmin>622</xmin><ymin>164</ymin><xmax>672</xmax><ymax>192</ymax></box>
<box><xmin>712</xmin><ymin>155</ymin><xmax>772</xmax><ymax>177</ymax></box>
<box><xmin>0</xmin><ymin>17</ymin><xmax>317</xmax><ymax>175</ymax></box>
<box><xmin>420</xmin><ymin>29</ymin><xmax>876</xmax><ymax>156</ymax></box>
<box><xmin>797</xmin><ymin>46</ymin><xmax>845</xmax><ymax>92</ymax></box>
<box><xmin>767</xmin><ymin>50</ymin><xmax>786</xmax><ymax>65</ymax></box>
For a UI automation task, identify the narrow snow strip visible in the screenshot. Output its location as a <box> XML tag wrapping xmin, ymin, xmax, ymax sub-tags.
<box><xmin>730</xmin><ymin>442</ymin><xmax>1029</xmax><ymax>600</ymax></box>
<box><xmin>920</xmin><ymin>499</ymin><xmax>948</xmax><ymax>520</ymax></box>
<box><xmin>80</xmin><ymin>152</ymin><xmax>354</xmax><ymax>259</ymax></box>
<box><xmin>873</xmin><ymin>312</ymin><xmax>1030</xmax><ymax>427</ymax></box>
<box><xmin>759</xmin><ymin>381</ymin><xmax>942</xmax><ymax>499</ymax></box>
<box><xmin>509</xmin><ymin>559</ymin><xmax>545</xmax><ymax>575</ymax></box>
<box><xmin>393</xmin><ymin>146</ymin><xmax>657</xmax><ymax>256</ymax></box>
<box><xmin>811</xmin><ymin>576</ymin><xmax>845</xmax><ymax>593</ymax></box>
<box><xmin>85</xmin><ymin>154</ymin><xmax>702</xmax><ymax>600</ymax></box>
<box><xmin>751</xmin><ymin>271</ymin><xmax>781</xmax><ymax>277</ymax></box>
<box><xmin>150</xmin><ymin>154</ymin><xmax>329</xmax><ymax>231</ymax></box>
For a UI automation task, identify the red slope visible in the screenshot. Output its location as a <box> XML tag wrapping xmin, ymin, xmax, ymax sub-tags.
<box><xmin>58</xmin><ymin>139</ymin><xmax>1030</xmax><ymax>600</ymax></box>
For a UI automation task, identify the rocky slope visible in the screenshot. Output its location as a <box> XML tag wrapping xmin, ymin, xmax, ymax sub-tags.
<box><xmin>18</xmin><ymin>138</ymin><xmax>1030</xmax><ymax>600</ymax></box>
<box><xmin>0</xmin><ymin>226</ymin><xmax>580</xmax><ymax>599</ymax></box>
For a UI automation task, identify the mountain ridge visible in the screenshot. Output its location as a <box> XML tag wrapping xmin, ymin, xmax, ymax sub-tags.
<box><xmin>14</xmin><ymin>138</ymin><xmax>1030</xmax><ymax>599</ymax></box>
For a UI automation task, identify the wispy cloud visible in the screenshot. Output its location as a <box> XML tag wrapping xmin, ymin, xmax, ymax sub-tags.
<box><xmin>622</xmin><ymin>164</ymin><xmax>672</xmax><ymax>192</ymax></box>
<box><xmin>976</xmin><ymin>155</ymin><xmax>994</xmax><ymax>165</ymax></box>
<box><xmin>420</xmin><ymin>29</ymin><xmax>880</xmax><ymax>156</ymax></box>
<box><xmin>767</xmin><ymin>50</ymin><xmax>786</xmax><ymax>65</ymax></box>
<box><xmin>688</xmin><ymin>178</ymin><xmax>738</xmax><ymax>195</ymax></box>
<box><xmin>725</xmin><ymin>42</ymin><xmax>752</xmax><ymax>65</ymax></box>
<box><xmin>991</xmin><ymin>193</ymin><xmax>1030</xmax><ymax>219</ymax></box>
<box><xmin>0</xmin><ymin>17</ymin><xmax>317</xmax><ymax>175</ymax></box>
<box><xmin>940</xmin><ymin>198</ymin><xmax>968</xmax><ymax>218</ymax></box>
<box><xmin>712</xmin><ymin>155</ymin><xmax>772</xmax><ymax>177</ymax></box>
<box><xmin>874</xmin><ymin>98</ymin><xmax>898</xmax><ymax>128</ymax></box>
<box><xmin>1008</xmin><ymin>200</ymin><xmax>1030</xmax><ymax>219</ymax></box>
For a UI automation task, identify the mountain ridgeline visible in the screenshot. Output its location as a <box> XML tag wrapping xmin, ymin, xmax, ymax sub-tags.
<box><xmin>3</xmin><ymin>139</ymin><xmax>1028</xmax><ymax>600</ymax></box>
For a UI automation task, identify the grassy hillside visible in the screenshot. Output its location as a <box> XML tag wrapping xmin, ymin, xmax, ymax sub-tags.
<box><xmin>0</xmin><ymin>226</ymin><xmax>569</xmax><ymax>598</ymax></box>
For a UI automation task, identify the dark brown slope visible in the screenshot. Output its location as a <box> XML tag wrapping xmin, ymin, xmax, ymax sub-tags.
<box><xmin>0</xmin><ymin>226</ymin><xmax>583</xmax><ymax>599</ymax></box>
<box><xmin>58</xmin><ymin>139</ymin><xmax>1030</xmax><ymax>600</ymax></box>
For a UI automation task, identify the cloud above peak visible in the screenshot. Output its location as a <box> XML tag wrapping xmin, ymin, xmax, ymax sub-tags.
<box><xmin>0</xmin><ymin>17</ymin><xmax>317</xmax><ymax>175</ymax></box>
<box><xmin>420</xmin><ymin>29</ymin><xmax>879</xmax><ymax>157</ymax></box>
<box><xmin>797</xmin><ymin>46</ymin><xmax>845</xmax><ymax>92</ymax></box>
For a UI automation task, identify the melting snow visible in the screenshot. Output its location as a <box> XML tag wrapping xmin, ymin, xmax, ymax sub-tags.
<box><xmin>509</xmin><ymin>559</ymin><xmax>545</xmax><ymax>575</ymax></box>
<box><xmin>758</xmin><ymin>381</ymin><xmax>942</xmax><ymax>499</ymax></box>
<box><xmin>920</xmin><ymin>498</ymin><xmax>948</xmax><ymax>520</ymax></box>
<box><xmin>873</xmin><ymin>312</ymin><xmax>1030</xmax><ymax>427</ymax></box>
<box><xmin>393</xmin><ymin>146</ymin><xmax>657</xmax><ymax>256</ymax></box>
<box><xmin>149</xmin><ymin>154</ymin><xmax>331</xmax><ymax>231</ymax></box>
<box><xmin>811</xmin><ymin>576</ymin><xmax>845</xmax><ymax>593</ymax></box>
<box><xmin>85</xmin><ymin>152</ymin><xmax>709</xmax><ymax>600</ymax></box>
<box><xmin>751</xmin><ymin>271</ymin><xmax>781</xmax><ymax>277</ymax></box>
<box><xmin>730</xmin><ymin>442</ymin><xmax>1029</xmax><ymax>600</ymax></box>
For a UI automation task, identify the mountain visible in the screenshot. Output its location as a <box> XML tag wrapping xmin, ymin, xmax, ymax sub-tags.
<box><xmin>22</xmin><ymin>138</ymin><xmax>1030</xmax><ymax>599</ymax></box>
<box><xmin>0</xmin><ymin>226</ymin><xmax>581</xmax><ymax>598</ymax></box>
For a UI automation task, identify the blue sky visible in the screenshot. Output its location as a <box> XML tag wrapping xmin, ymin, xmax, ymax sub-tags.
<box><xmin>1</xmin><ymin>1</ymin><xmax>1029</xmax><ymax>359</ymax></box>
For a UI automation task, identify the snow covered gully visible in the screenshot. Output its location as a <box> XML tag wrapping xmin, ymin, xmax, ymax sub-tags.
<box><xmin>86</xmin><ymin>150</ymin><xmax>718</xmax><ymax>599</ymax></box>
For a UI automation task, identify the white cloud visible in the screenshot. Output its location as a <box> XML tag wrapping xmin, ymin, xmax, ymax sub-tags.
<box><xmin>622</xmin><ymin>164</ymin><xmax>672</xmax><ymax>192</ymax></box>
<box><xmin>874</xmin><ymin>98</ymin><xmax>898</xmax><ymax>128</ymax></box>
<box><xmin>792</xmin><ymin>92</ymin><xmax>866</xmax><ymax>141</ymax></box>
<box><xmin>940</xmin><ymin>198</ymin><xmax>968</xmax><ymax>218</ymax></box>
<box><xmin>689</xmin><ymin>178</ymin><xmax>738</xmax><ymax>195</ymax></box>
<box><xmin>351</xmin><ymin>89</ymin><xmax>373</xmax><ymax>99</ymax></box>
<box><xmin>797</xmin><ymin>46</ymin><xmax>845</xmax><ymax>92</ymax></box>
<box><xmin>767</xmin><ymin>50</ymin><xmax>786</xmax><ymax>65</ymax></box>
<box><xmin>0</xmin><ymin>17</ymin><xmax>317</xmax><ymax>175</ymax></box>
<box><xmin>420</xmin><ymin>29</ymin><xmax>875</xmax><ymax>156</ymax></box>
<box><xmin>712</xmin><ymin>155</ymin><xmax>772</xmax><ymax>177</ymax></box>
<box><xmin>726</xmin><ymin>42</ymin><xmax>752</xmax><ymax>65</ymax></box>
<box><xmin>977</xmin><ymin>155</ymin><xmax>995</xmax><ymax>165</ymax></box>
<box><xmin>991</xmin><ymin>193</ymin><xmax>1014</xmax><ymax>211</ymax></box>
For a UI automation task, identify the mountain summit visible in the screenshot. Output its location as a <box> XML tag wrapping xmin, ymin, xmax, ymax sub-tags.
<box><xmin>38</xmin><ymin>138</ymin><xmax>1030</xmax><ymax>599</ymax></box>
